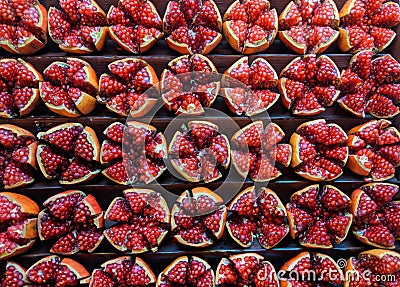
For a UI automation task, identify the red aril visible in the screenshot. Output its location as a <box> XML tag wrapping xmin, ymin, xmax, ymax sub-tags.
<box><xmin>0</xmin><ymin>261</ymin><xmax>27</xmax><ymax>287</ymax></box>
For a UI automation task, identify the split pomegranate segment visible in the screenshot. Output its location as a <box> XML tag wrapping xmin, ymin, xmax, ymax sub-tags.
<box><xmin>338</xmin><ymin>51</ymin><xmax>400</xmax><ymax>118</ymax></box>
<box><xmin>104</xmin><ymin>188</ymin><xmax>170</xmax><ymax>253</ymax></box>
<box><xmin>171</xmin><ymin>187</ymin><xmax>227</xmax><ymax>247</ymax></box>
<box><xmin>222</xmin><ymin>57</ymin><xmax>280</xmax><ymax>116</ymax></box>
<box><xmin>108</xmin><ymin>0</ymin><xmax>163</xmax><ymax>53</ymax></box>
<box><xmin>226</xmin><ymin>186</ymin><xmax>289</xmax><ymax>249</ymax></box>
<box><xmin>0</xmin><ymin>0</ymin><xmax>47</xmax><ymax>54</ymax></box>
<box><xmin>216</xmin><ymin>253</ymin><xmax>279</xmax><ymax>286</ymax></box>
<box><xmin>231</xmin><ymin>121</ymin><xmax>292</xmax><ymax>181</ymax></box>
<box><xmin>0</xmin><ymin>192</ymin><xmax>39</xmax><ymax>259</ymax></box>
<box><xmin>280</xmin><ymin>252</ymin><xmax>343</xmax><ymax>286</ymax></box>
<box><xmin>290</xmin><ymin>119</ymin><xmax>349</xmax><ymax>181</ymax></box>
<box><xmin>287</xmin><ymin>184</ymin><xmax>352</xmax><ymax>249</ymax></box>
<box><xmin>223</xmin><ymin>0</ymin><xmax>278</xmax><ymax>54</ymax></box>
<box><xmin>279</xmin><ymin>54</ymin><xmax>341</xmax><ymax>116</ymax></box>
<box><xmin>40</xmin><ymin>58</ymin><xmax>98</xmax><ymax>117</ymax></box>
<box><xmin>0</xmin><ymin>261</ymin><xmax>27</xmax><ymax>287</ymax></box>
<box><xmin>163</xmin><ymin>0</ymin><xmax>222</xmax><ymax>54</ymax></box>
<box><xmin>157</xmin><ymin>256</ymin><xmax>215</xmax><ymax>287</ymax></box>
<box><xmin>48</xmin><ymin>0</ymin><xmax>108</xmax><ymax>53</ymax></box>
<box><xmin>350</xmin><ymin>183</ymin><xmax>400</xmax><ymax>249</ymax></box>
<box><xmin>339</xmin><ymin>0</ymin><xmax>400</xmax><ymax>53</ymax></box>
<box><xmin>0</xmin><ymin>124</ymin><xmax>38</xmax><ymax>189</ymax></box>
<box><xmin>38</xmin><ymin>190</ymin><xmax>104</xmax><ymax>255</ymax></box>
<box><xmin>168</xmin><ymin>121</ymin><xmax>230</xmax><ymax>183</ymax></box>
<box><xmin>123</xmin><ymin>121</ymin><xmax>167</xmax><ymax>184</ymax></box>
<box><xmin>98</xmin><ymin>58</ymin><xmax>158</xmax><ymax>117</ymax></box>
<box><xmin>279</xmin><ymin>0</ymin><xmax>339</xmax><ymax>54</ymax></box>
<box><xmin>36</xmin><ymin>122</ymin><xmax>101</xmax><ymax>184</ymax></box>
<box><xmin>160</xmin><ymin>54</ymin><xmax>219</xmax><ymax>115</ymax></box>
<box><xmin>347</xmin><ymin>119</ymin><xmax>400</xmax><ymax>181</ymax></box>
<box><xmin>0</xmin><ymin>58</ymin><xmax>42</xmax><ymax>118</ymax></box>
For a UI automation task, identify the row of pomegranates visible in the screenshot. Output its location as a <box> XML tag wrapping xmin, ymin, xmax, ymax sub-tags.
<box><xmin>1</xmin><ymin>182</ymin><xmax>399</xmax><ymax>260</ymax></box>
<box><xmin>2</xmin><ymin>0</ymin><xmax>400</xmax><ymax>57</ymax></box>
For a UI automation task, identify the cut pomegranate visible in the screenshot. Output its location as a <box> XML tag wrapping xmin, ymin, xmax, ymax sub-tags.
<box><xmin>231</xmin><ymin>121</ymin><xmax>291</xmax><ymax>181</ymax></box>
<box><xmin>339</xmin><ymin>51</ymin><xmax>400</xmax><ymax>118</ymax></box>
<box><xmin>223</xmin><ymin>0</ymin><xmax>278</xmax><ymax>54</ymax></box>
<box><xmin>222</xmin><ymin>57</ymin><xmax>279</xmax><ymax>116</ymax></box>
<box><xmin>108</xmin><ymin>0</ymin><xmax>162</xmax><ymax>53</ymax></box>
<box><xmin>48</xmin><ymin>0</ymin><xmax>107</xmax><ymax>53</ymax></box>
<box><xmin>339</xmin><ymin>0</ymin><xmax>400</xmax><ymax>53</ymax></box>
<box><xmin>163</xmin><ymin>0</ymin><xmax>222</xmax><ymax>54</ymax></box>
<box><xmin>0</xmin><ymin>261</ymin><xmax>28</xmax><ymax>287</ymax></box>
<box><xmin>279</xmin><ymin>54</ymin><xmax>341</xmax><ymax>116</ymax></box>
<box><xmin>40</xmin><ymin>58</ymin><xmax>98</xmax><ymax>117</ymax></box>
<box><xmin>347</xmin><ymin>119</ymin><xmax>399</xmax><ymax>181</ymax></box>
<box><xmin>169</xmin><ymin>121</ymin><xmax>230</xmax><ymax>182</ymax></box>
<box><xmin>226</xmin><ymin>186</ymin><xmax>288</xmax><ymax>249</ymax></box>
<box><xmin>98</xmin><ymin>58</ymin><xmax>158</xmax><ymax>117</ymax></box>
<box><xmin>104</xmin><ymin>188</ymin><xmax>170</xmax><ymax>253</ymax></box>
<box><xmin>171</xmin><ymin>187</ymin><xmax>227</xmax><ymax>247</ymax></box>
<box><xmin>279</xmin><ymin>0</ymin><xmax>339</xmax><ymax>54</ymax></box>
<box><xmin>160</xmin><ymin>54</ymin><xmax>218</xmax><ymax>115</ymax></box>
<box><xmin>290</xmin><ymin>119</ymin><xmax>348</xmax><ymax>181</ymax></box>
<box><xmin>37</xmin><ymin>122</ymin><xmax>101</xmax><ymax>184</ymax></box>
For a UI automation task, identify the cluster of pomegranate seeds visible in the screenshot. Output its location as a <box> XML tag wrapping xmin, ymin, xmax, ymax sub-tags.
<box><xmin>291</xmin><ymin>119</ymin><xmax>348</xmax><ymax>181</ymax></box>
<box><xmin>37</xmin><ymin>122</ymin><xmax>101</xmax><ymax>185</ymax></box>
<box><xmin>226</xmin><ymin>186</ymin><xmax>289</xmax><ymax>249</ymax></box>
<box><xmin>108</xmin><ymin>0</ymin><xmax>163</xmax><ymax>53</ymax></box>
<box><xmin>157</xmin><ymin>256</ymin><xmax>214</xmax><ymax>287</ymax></box>
<box><xmin>161</xmin><ymin>54</ymin><xmax>218</xmax><ymax>115</ymax></box>
<box><xmin>231</xmin><ymin>121</ymin><xmax>292</xmax><ymax>181</ymax></box>
<box><xmin>339</xmin><ymin>0</ymin><xmax>400</xmax><ymax>53</ymax></box>
<box><xmin>48</xmin><ymin>0</ymin><xmax>107</xmax><ymax>53</ymax></box>
<box><xmin>279</xmin><ymin>54</ymin><xmax>341</xmax><ymax>116</ymax></box>
<box><xmin>104</xmin><ymin>189</ymin><xmax>169</xmax><ymax>253</ymax></box>
<box><xmin>163</xmin><ymin>0</ymin><xmax>222</xmax><ymax>54</ymax></box>
<box><xmin>339</xmin><ymin>51</ymin><xmax>400</xmax><ymax>118</ymax></box>
<box><xmin>169</xmin><ymin>121</ymin><xmax>230</xmax><ymax>183</ymax></box>
<box><xmin>279</xmin><ymin>0</ymin><xmax>339</xmax><ymax>54</ymax></box>
<box><xmin>98</xmin><ymin>58</ymin><xmax>158</xmax><ymax>117</ymax></box>
<box><xmin>0</xmin><ymin>261</ymin><xmax>27</xmax><ymax>287</ymax></box>
<box><xmin>171</xmin><ymin>188</ymin><xmax>227</xmax><ymax>247</ymax></box>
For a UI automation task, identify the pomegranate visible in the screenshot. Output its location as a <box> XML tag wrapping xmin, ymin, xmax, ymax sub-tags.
<box><xmin>339</xmin><ymin>0</ymin><xmax>400</xmax><ymax>53</ymax></box>
<box><xmin>338</xmin><ymin>51</ymin><xmax>400</xmax><ymax>118</ymax></box>
<box><xmin>347</xmin><ymin>119</ymin><xmax>399</xmax><ymax>181</ymax></box>
<box><xmin>223</xmin><ymin>0</ymin><xmax>278</xmax><ymax>54</ymax></box>
<box><xmin>216</xmin><ymin>253</ymin><xmax>279</xmax><ymax>286</ymax></box>
<box><xmin>280</xmin><ymin>252</ymin><xmax>343</xmax><ymax>286</ymax></box>
<box><xmin>38</xmin><ymin>190</ymin><xmax>104</xmax><ymax>255</ymax></box>
<box><xmin>222</xmin><ymin>57</ymin><xmax>279</xmax><ymax>116</ymax></box>
<box><xmin>0</xmin><ymin>192</ymin><xmax>39</xmax><ymax>259</ymax></box>
<box><xmin>350</xmin><ymin>183</ymin><xmax>399</xmax><ymax>249</ymax></box>
<box><xmin>98</xmin><ymin>58</ymin><xmax>158</xmax><ymax>117</ymax></box>
<box><xmin>156</xmin><ymin>256</ymin><xmax>214</xmax><ymax>287</ymax></box>
<box><xmin>345</xmin><ymin>249</ymin><xmax>400</xmax><ymax>287</ymax></box>
<box><xmin>108</xmin><ymin>0</ymin><xmax>163</xmax><ymax>53</ymax></box>
<box><xmin>104</xmin><ymin>188</ymin><xmax>170</xmax><ymax>253</ymax></box>
<box><xmin>168</xmin><ymin>121</ymin><xmax>230</xmax><ymax>182</ymax></box>
<box><xmin>26</xmin><ymin>255</ymin><xmax>90</xmax><ymax>286</ymax></box>
<box><xmin>0</xmin><ymin>261</ymin><xmax>27</xmax><ymax>287</ymax></box>
<box><xmin>171</xmin><ymin>187</ymin><xmax>227</xmax><ymax>247</ymax></box>
<box><xmin>123</xmin><ymin>121</ymin><xmax>167</xmax><ymax>184</ymax></box>
<box><xmin>279</xmin><ymin>54</ymin><xmax>341</xmax><ymax>116</ymax></box>
<box><xmin>279</xmin><ymin>0</ymin><xmax>339</xmax><ymax>54</ymax></box>
<box><xmin>160</xmin><ymin>54</ymin><xmax>218</xmax><ymax>115</ymax></box>
<box><xmin>290</xmin><ymin>119</ymin><xmax>348</xmax><ymax>181</ymax></box>
<box><xmin>231</xmin><ymin>121</ymin><xmax>292</xmax><ymax>181</ymax></box>
<box><xmin>163</xmin><ymin>0</ymin><xmax>222</xmax><ymax>54</ymax></box>
<box><xmin>48</xmin><ymin>0</ymin><xmax>108</xmax><ymax>54</ymax></box>
<box><xmin>287</xmin><ymin>185</ymin><xmax>352</xmax><ymax>249</ymax></box>
<box><xmin>36</xmin><ymin>122</ymin><xmax>101</xmax><ymax>184</ymax></box>
<box><xmin>226</xmin><ymin>186</ymin><xmax>289</xmax><ymax>249</ymax></box>
<box><xmin>0</xmin><ymin>0</ymin><xmax>47</xmax><ymax>54</ymax></box>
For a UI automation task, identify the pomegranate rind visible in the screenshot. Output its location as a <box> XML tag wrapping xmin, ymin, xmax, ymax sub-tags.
<box><xmin>61</xmin><ymin>257</ymin><xmax>91</xmax><ymax>281</ymax></box>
